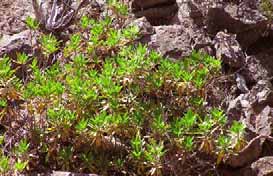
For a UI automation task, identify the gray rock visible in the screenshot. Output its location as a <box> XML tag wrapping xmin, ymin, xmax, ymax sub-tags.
<box><xmin>128</xmin><ymin>17</ymin><xmax>154</xmax><ymax>36</ymax></box>
<box><xmin>226</xmin><ymin>80</ymin><xmax>273</xmax><ymax>170</ymax></box>
<box><xmin>147</xmin><ymin>24</ymin><xmax>211</xmax><ymax>59</ymax></box>
<box><xmin>0</xmin><ymin>0</ymin><xmax>34</xmax><ymax>35</ymax></box>
<box><xmin>173</xmin><ymin>0</ymin><xmax>223</xmax><ymax>26</ymax></box>
<box><xmin>235</xmin><ymin>73</ymin><xmax>249</xmax><ymax>93</ymax></box>
<box><xmin>251</xmin><ymin>157</ymin><xmax>273</xmax><ymax>176</ymax></box>
<box><xmin>206</xmin><ymin>1</ymin><xmax>271</xmax><ymax>50</ymax></box>
<box><xmin>52</xmin><ymin>171</ymin><xmax>98</xmax><ymax>176</ymax></box>
<box><xmin>254</xmin><ymin>48</ymin><xmax>273</xmax><ymax>77</ymax></box>
<box><xmin>240</xmin><ymin>55</ymin><xmax>269</xmax><ymax>83</ymax></box>
<box><xmin>254</xmin><ymin>106</ymin><xmax>273</xmax><ymax>136</ymax></box>
<box><xmin>148</xmin><ymin>25</ymin><xmax>192</xmax><ymax>58</ymax></box>
<box><xmin>0</xmin><ymin>30</ymin><xmax>33</xmax><ymax>58</ymax></box>
<box><xmin>214</xmin><ymin>31</ymin><xmax>246</xmax><ymax>68</ymax></box>
<box><xmin>227</xmin><ymin>80</ymin><xmax>273</xmax><ymax>136</ymax></box>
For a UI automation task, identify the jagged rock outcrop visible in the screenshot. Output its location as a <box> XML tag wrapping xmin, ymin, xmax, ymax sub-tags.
<box><xmin>227</xmin><ymin>80</ymin><xmax>273</xmax><ymax>122</ymax></box>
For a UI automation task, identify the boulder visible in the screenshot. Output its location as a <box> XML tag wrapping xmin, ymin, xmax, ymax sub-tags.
<box><xmin>213</xmin><ymin>31</ymin><xmax>246</xmax><ymax>68</ymax></box>
<box><xmin>147</xmin><ymin>24</ymin><xmax>211</xmax><ymax>59</ymax></box>
<box><xmin>148</xmin><ymin>25</ymin><xmax>192</xmax><ymax>58</ymax></box>
<box><xmin>225</xmin><ymin>135</ymin><xmax>266</xmax><ymax>168</ymax></box>
<box><xmin>0</xmin><ymin>0</ymin><xmax>33</xmax><ymax>35</ymax></box>
<box><xmin>227</xmin><ymin>80</ymin><xmax>273</xmax><ymax>122</ymax></box>
<box><xmin>0</xmin><ymin>30</ymin><xmax>33</xmax><ymax>58</ymax></box>
<box><xmin>251</xmin><ymin>157</ymin><xmax>273</xmax><ymax>176</ymax></box>
<box><xmin>206</xmin><ymin>1</ymin><xmax>271</xmax><ymax>50</ymax></box>
<box><xmin>240</xmin><ymin>55</ymin><xmax>269</xmax><ymax>84</ymax></box>
<box><xmin>128</xmin><ymin>17</ymin><xmax>154</xmax><ymax>36</ymax></box>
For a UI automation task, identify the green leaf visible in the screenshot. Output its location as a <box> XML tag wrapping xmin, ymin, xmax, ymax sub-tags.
<box><xmin>25</xmin><ymin>16</ymin><xmax>39</xmax><ymax>30</ymax></box>
<box><xmin>217</xmin><ymin>135</ymin><xmax>231</xmax><ymax>151</ymax></box>
<box><xmin>131</xmin><ymin>131</ymin><xmax>143</xmax><ymax>159</ymax></box>
<box><xmin>75</xmin><ymin>119</ymin><xmax>88</xmax><ymax>132</ymax></box>
<box><xmin>230</xmin><ymin>121</ymin><xmax>245</xmax><ymax>137</ymax></box>
<box><xmin>40</xmin><ymin>34</ymin><xmax>59</xmax><ymax>55</ymax></box>
<box><xmin>183</xmin><ymin>136</ymin><xmax>194</xmax><ymax>151</ymax></box>
<box><xmin>0</xmin><ymin>99</ymin><xmax>7</xmax><ymax>108</ymax></box>
<box><xmin>16</xmin><ymin>139</ymin><xmax>29</xmax><ymax>155</ymax></box>
<box><xmin>15</xmin><ymin>160</ymin><xmax>28</xmax><ymax>172</ymax></box>
<box><xmin>16</xmin><ymin>52</ymin><xmax>29</xmax><ymax>65</ymax></box>
<box><xmin>0</xmin><ymin>156</ymin><xmax>9</xmax><ymax>173</ymax></box>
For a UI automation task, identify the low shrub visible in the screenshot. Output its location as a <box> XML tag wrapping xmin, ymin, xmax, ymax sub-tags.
<box><xmin>0</xmin><ymin>1</ymin><xmax>245</xmax><ymax>175</ymax></box>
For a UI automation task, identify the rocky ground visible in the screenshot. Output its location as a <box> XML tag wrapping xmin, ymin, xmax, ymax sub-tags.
<box><xmin>1</xmin><ymin>0</ymin><xmax>273</xmax><ymax>175</ymax></box>
<box><xmin>0</xmin><ymin>0</ymin><xmax>34</xmax><ymax>35</ymax></box>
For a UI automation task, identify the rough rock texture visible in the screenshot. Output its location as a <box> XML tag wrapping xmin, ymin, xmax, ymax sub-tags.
<box><xmin>225</xmin><ymin>135</ymin><xmax>273</xmax><ymax>168</ymax></box>
<box><xmin>148</xmin><ymin>25</ymin><xmax>192</xmax><ymax>58</ymax></box>
<box><xmin>226</xmin><ymin>80</ymin><xmax>273</xmax><ymax>169</ymax></box>
<box><xmin>214</xmin><ymin>31</ymin><xmax>246</xmax><ymax>68</ymax></box>
<box><xmin>146</xmin><ymin>24</ymin><xmax>212</xmax><ymax>58</ymax></box>
<box><xmin>128</xmin><ymin>17</ymin><xmax>154</xmax><ymax>36</ymax></box>
<box><xmin>0</xmin><ymin>0</ymin><xmax>33</xmax><ymax>36</ymax></box>
<box><xmin>227</xmin><ymin>80</ymin><xmax>273</xmax><ymax>122</ymax></box>
<box><xmin>250</xmin><ymin>157</ymin><xmax>273</xmax><ymax>176</ymax></box>
<box><xmin>240</xmin><ymin>55</ymin><xmax>269</xmax><ymax>84</ymax></box>
<box><xmin>254</xmin><ymin>49</ymin><xmax>273</xmax><ymax>77</ymax></box>
<box><xmin>0</xmin><ymin>30</ymin><xmax>33</xmax><ymax>58</ymax></box>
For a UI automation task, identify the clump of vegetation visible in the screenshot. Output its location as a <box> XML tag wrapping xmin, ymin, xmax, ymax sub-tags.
<box><xmin>0</xmin><ymin>1</ymin><xmax>246</xmax><ymax>175</ymax></box>
<box><xmin>260</xmin><ymin>0</ymin><xmax>273</xmax><ymax>19</ymax></box>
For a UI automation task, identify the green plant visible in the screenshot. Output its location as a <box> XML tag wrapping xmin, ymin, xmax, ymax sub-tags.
<box><xmin>16</xmin><ymin>53</ymin><xmax>29</xmax><ymax>65</ymax></box>
<box><xmin>15</xmin><ymin>139</ymin><xmax>29</xmax><ymax>156</ymax></box>
<box><xmin>107</xmin><ymin>0</ymin><xmax>129</xmax><ymax>16</ymax></box>
<box><xmin>216</xmin><ymin>135</ymin><xmax>231</xmax><ymax>164</ymax></box>
<box><xmin>25</xmin><ymin>16</ymin><xmax>39</xmax><ymax>30</ymax></box>
<box><xmin>210</xmin><ymin>108</ymin><xmax>227</xmax><ymax>125</ymax></box>
<box><xmin>0</xmin><ymin>1</ymin><xmax>247</xmax><ymax>175</ymax></box>
<box><xmin>64</xmin><ymin>34</ymin><xmax>82</xmax><ymax>57</ymax></box>
<box><xmin>0</xmin><ymin>99</ymin><xmax>7</xmax><ymax>108</ymax></box>
<box><xmin>15</xmin><ymin>160</ymin><xmax>28</xmax><ymax>172</ymax></box>
<box><xmin>58</xmin><ymin>146</ymin><xmax>73</xmax><ymax>170</ymax></box>
<box><xmin>131</xmin><ymin>131</ymin><xmax>144</xmax><ymax>160</ymax></box>
<box><xmin>80</xmin><ymin>15</ymin><xmax>95</xmax><ymax>30</ymax></box>
<box><xmin>152</xmin><ymin>114</ymin><xmax>168</xmax><ymax>135</ymax></box>
<box><xmin>0</xmin><ymin>156</ymin><xmax>9</xmax><ymax>173</ymax></box>
<box><xmin>229</xmin><ymin>121</ymin><xmax>246</xmax><ymax>151</ymax></box>
<box><xmin>0</xmin><ymin>138</ymin><xmax>30</xmax><ymax>174</ymax></box>
<box><xmin>40</xmin><ymin>34</ymin><xmax>59</xmax><ymax>56</ymax></box>
<box><xmin>144</xmin><ymin>140</ymin><xmax>165</xmax><ymax>175</ymax></box>
<box><xmin>183</xmin><ymin>136</ymin><xmax>194</xmax><ymax>151</ymax></box>
<box><xmin>260</xmin><ymin>0</ymin><xmax>273</xmax><ymax>19</ymax></box>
